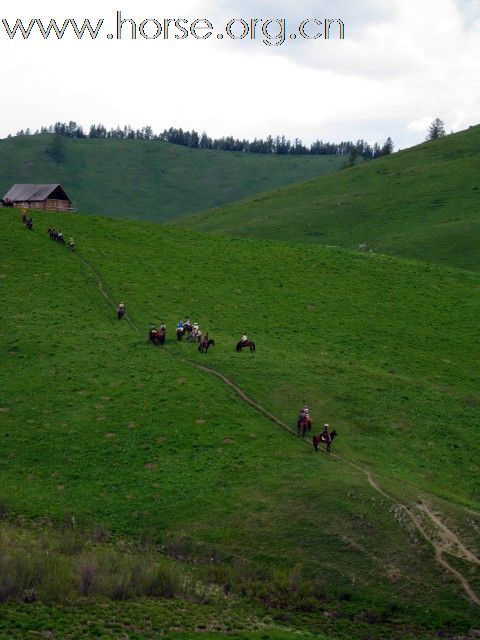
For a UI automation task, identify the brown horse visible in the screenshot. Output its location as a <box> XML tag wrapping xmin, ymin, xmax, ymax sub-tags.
<box><xmin>236</xmin><ymin>339</ymin><xmax>256</xmax><ymax>353</ymax></box>
<box><xmin>198</xmin><ymin>338</ymin><xmax>215</xmax><ymax>353</ymax></box>
<box><xmin>297</xmin><ymin>416</ymin><xmax>312</xmax><ymax>438</ymax></box>
<box><xmin>313</xmin><ymin>429</ymin><xmax>337</xmax><ymax>453</ymax></box>
<box><xmin>176</xmin><ymin>327</ymin><xmax>185</xmax><ymax>341</ymax></box>
<box><xmin>149</xmin><ymin>328</ymin><xmax>166</xmax><ymax>346</ymax></box>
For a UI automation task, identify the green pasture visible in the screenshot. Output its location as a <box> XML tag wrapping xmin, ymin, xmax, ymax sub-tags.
<box><xmin>180</xmin><ymin>125</ymin><xmax>480</xmax><ymax>272</ymax></box>
<box><xmin>0</xmin><ymin>209</ymin><xmax>479</xmax><ymax>638</ymax></box>
<box><xmin>0</xmin><ymin>135</ymin><xmax>343</xmax><ymax>222</ymax></box>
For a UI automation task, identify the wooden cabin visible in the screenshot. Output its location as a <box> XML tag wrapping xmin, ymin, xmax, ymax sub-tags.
<box><xmin>2</xmin><ymin>184</ymin><xmax>73</xmax><ymax>212</ymax></box>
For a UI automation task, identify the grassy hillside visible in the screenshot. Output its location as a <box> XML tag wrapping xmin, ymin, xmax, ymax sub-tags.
<box><xmin>180</xmin><ymin>125</ymin><xmax>480</xmax><ymax>272</ymax></box>
<box><xmin>1</xmin><ymin>208</ymin><xmax>479</xmax><ymax>638</ymax></box>
<box><xmin>0</xmin><ymin>134</ymin><xmax>343</xmax><ymax>221</ymax></box>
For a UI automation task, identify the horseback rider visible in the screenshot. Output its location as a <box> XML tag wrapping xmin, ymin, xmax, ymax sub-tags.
<box><xmin>117</xmin><ymin>302</ymin><xmax>125</xmax><ymax>319</ymax></box>
<box><xmin>160</xmin><ymin>323</ymin><xmax>166</xmax><ymax>333</ymax></box>
<box><xmin>58</xmin><ymin>230</ymin><xmax>64</xmax><ymax>242</ymax></box>
<box><xmin>321</xmin><ymin>423</ymin><xmax>331</xmax><ymax>444</ymax></box>
<box><xmin>176</xmin><ymin>320</ymin><xmax>184</xmax><ymax>330</ymax></box>
<box><xmin>241</xmin><ymin>334</ymin><xmax>248</xmax><ymax>345</ymax></box>
<box><xmin>191</xmin><ymin>322</ymin><xmax>200</xmax><ymax>339</ymax></box>
<box><xmin>69</xmin><ymin>236</ymin><xmax>75</xmax><ymax>250</ymax></box>
<box><xmin>299</xmin><ymin>405</ymin><xmax>309</xmax><ymax>421</ymax></box>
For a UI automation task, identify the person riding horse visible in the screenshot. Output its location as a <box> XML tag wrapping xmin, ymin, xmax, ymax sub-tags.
<box><xmin>117</xmin><ymin>303</ymin><xmax>125</xmax><ymax>320</ymax></box>
<box><xmin>313</xmin><ymin>424</ymin><xmax>337</xmax><ymax>452</ymax></box>
<box><xmin>68</xmin><ymin>237</ymin><xmax>75</xmax><ymax>251</ymax></box>
<box><xmin>198</xmin><ymin>334</ymin><xmax>215</xmax><ymax>353</ymax></box>
<box><xmin>321</xmin><ymin>423</ymin><xmax>331</xmax><ymax>445</ymax></box>
<box><xmin>188</xmin><ymin>323</ymin><xmax>201</xmax><ymax>342</ymax></box>
<box><xmin>236</xmin><ymin>334</ymin><xmax>256</xmax><ymax>352</ymax></box>
<box><xmin>297</xmin><ymin>406</ymin><xmax>312</xmax><ymax>437</ymax></box>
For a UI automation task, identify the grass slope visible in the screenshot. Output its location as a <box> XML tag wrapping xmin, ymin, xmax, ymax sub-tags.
<box><xmin>1</xmin><ymin>209</ymin><xmax>479</xmax><ymax>637</ymax></box>
<box><xmin>180</xmin><ymin>125</ymin><xmax>480</xmax><ymax>272</ymax></box>
<box><xmin>0</xmin><ymin>135</ymin><xmax>343</xmax><ymax>221</ymax></box>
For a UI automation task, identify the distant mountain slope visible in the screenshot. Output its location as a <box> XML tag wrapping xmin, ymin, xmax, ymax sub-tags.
<box><xmin>180</xmin><ymin>125</ymin><xmax>480</xmax><ymax>272</ymax></box>
<box><xmin>0</xmin><ymin>134</ymin><xmax>343</xmax><ymax>221</ymax></box>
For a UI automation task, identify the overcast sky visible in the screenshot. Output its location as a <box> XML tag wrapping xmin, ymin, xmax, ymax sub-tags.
<box><xmin>1</xmin><ymin>0</ymin><xmax>479</xmax><ymax>149</ymax></box>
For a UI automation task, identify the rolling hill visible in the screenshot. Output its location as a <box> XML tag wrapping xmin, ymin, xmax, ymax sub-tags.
<box><xmin>1</xmin><ymin>207</ymin><xmax>479</xmax><ymax>638</ymax></box>
<box><xmin>0</xmin><ymin>134</ymin><xmax>343</xmax><ymax>222</ymax></box>
<box><xmin>179</xmin><ymin>125</ymin><xmax>480</xmax><ymax>272</ymax></box>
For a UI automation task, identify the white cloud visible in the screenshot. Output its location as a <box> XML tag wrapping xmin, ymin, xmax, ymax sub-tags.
<box><xmin>0</xmin><ymin>0</ymin><xmax>479</xmax><ymax>148</ymax></box>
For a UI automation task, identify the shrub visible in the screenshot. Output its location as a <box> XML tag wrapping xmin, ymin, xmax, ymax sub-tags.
<box><xmin>145</xmin><ymin>563</ymin><xmax>181</xmax><ymax>598</ymax></box>
<box><xmin>77</xmin><ymin>557</ymin><xmax>96</xmax><ymax>596</ymax></box>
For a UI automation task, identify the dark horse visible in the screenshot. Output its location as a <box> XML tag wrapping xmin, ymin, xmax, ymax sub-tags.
<box><xmin>236</xmin><ymin>339</ymin><xmax>256</xmax><ymax>353</ymax></box>
<box><xmin>312</xmin><ymin>430</ymin><xmax>338</xmax><ymax>453</ymax></box>
<box><xmin>198</xmin><ymin>338</ymin><xmax>215</xmax><ymax>353</ymax></box>
<box><xmin>297</xmin><ymin>416</ymin><xmax>312</xmax><ymax>438</ymax></box>
<box><xmin>176</xmin><ymin>327</ymin><xmax>185</xmax><ymax>341</ymax></box>
<box><xmin>117</xmin><ymin>307</ymin><xmax>125</xmax><ymax>320</ymax></box>
<box><xmin>149</xmin><ymin>328</ymin><xmax>166</xmax><ymax>346</ymax></box>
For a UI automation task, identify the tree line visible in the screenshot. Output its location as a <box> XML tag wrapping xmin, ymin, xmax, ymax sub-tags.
<box><xmin>12</xmin><ymin>121</ymin><xmax>395</xmax><ymax>159</ymax></box>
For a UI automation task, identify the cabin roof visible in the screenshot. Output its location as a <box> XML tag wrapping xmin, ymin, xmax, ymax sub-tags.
<box><xmin>3</xmin><ymin>184</ymin><xmax>71</xmax><ymax>202</ymax></box>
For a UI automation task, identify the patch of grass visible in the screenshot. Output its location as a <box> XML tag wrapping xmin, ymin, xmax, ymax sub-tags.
<box><xmin>0</xmin><ymin>209</ymin><xmax>479</xmax><ymax>637</ymax></box>
<box><xmin>0</xmin><ymin>134</ymin><xmax>343</xmax><ymax>222</ymax></box>
<box><xmin>180</xmin><ymin>125</ymin><xmax>480</xmax><ymax>272</ymax></box>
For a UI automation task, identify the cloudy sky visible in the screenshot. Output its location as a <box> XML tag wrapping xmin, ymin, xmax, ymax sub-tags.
<box><xmin>1</xmin><ymin>0</ymin><xmax>479</xmax><ymax>149</ymax></box>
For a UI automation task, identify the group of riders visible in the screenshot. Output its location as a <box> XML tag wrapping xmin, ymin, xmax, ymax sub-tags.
<box><xmin>297</xmin><ymin>405</ymin><xmax>336</xmax><ymax>452</ymax></box>
<box><xmin>176</xmin><ymin>318</ymin><xmax>203</xmax><ymax>342</ymax></box>
<box><xmin>48</xmin><ymin>227</ymin><xmax>75</xmax><ymax>251</ymax></box>
<box><xmin>21</xmin><ymin>210</ymin><xmax>75</xmax><ymax>251</ymax></box>
<box><xmin>19</xmin><ymin>210</ymin><xmax>336</xmax><ymax>453</ymax></box>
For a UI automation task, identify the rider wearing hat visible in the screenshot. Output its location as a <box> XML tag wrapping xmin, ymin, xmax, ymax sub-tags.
<box><xmin>321</xmin><ymin>423</ymin><xmax>331</xmax><ymax>444</ymax></box>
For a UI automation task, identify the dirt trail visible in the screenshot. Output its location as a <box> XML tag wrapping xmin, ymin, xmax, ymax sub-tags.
<box><xmin>74</xmin><ymin>249</ymin><xmax>480</xmax><ymax>606</ymax></box>
<box><xmin>416</xmin><ymin>501</ymin><xmax>480</xmax><ymax>566</ymax></box>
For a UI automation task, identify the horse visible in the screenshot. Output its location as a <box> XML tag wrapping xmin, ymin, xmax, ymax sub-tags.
<box><xmin>117</xmin><ymin>307</ymin><xmax>125</xmax><ymax>320</ymax></box>
<box><xmin>26</xmin><ymin>219</ymin><xmax>33</xmax><ymax>230</ymax></box>
<box><xmin>312</xmin><ymin>429</ymin><xmax>338</xmax><ymax>453</ymax></box>
<box><xmin>187</xmin><ymin>331</ymin><xmax>201</xmax><ymax>343</ymax></box>
<box><xmin>149</xmin><ymin>328</ymin><xmax>166</xmax><ymax>346</ymax></box>
<box><xmin>176</xmin><ymin>327</ymin><xmax>185</xmax><ymax>341</ymax></box>
<box><xmin>297</xmin><ymin>416</ymin><xmax>312</xmax><ymax>438</ymax></box>
<box><xmin>198</xmin><ymin>338</ymin><xmax>215</xmax><ymax>353</ymax></box>
<box><xmin>68</xmin><ymin>241</ymin><xmax>75</xmax><ymax>252</ymax></box>
<box><xmin>236</xmin><ymin>339</ymin><xmax>256</xmax><ymax>353</ymax></box>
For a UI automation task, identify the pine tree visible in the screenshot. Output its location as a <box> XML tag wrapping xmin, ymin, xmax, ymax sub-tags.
<box><xmin>427</xmin><ymin>118</ymin><xmax>446</xmax><ymax>140</ymax></box>
<box><xmin>381</xmin><ymin>137</ymin><xmax>394</xmax><ymax>156</ymax></box>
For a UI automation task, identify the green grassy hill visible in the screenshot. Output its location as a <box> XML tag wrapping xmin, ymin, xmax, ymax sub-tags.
<box><xmin>1</xmin><ymin>208</ymin><xmax>479</xmax><ymax>638</ymax></box>
<box><xmin>180</xmin><ymin>126</ymin><xmax>480</xmax><ymax>272</ymax></box>
<box><xmin>0</xmin><ymin>134</ymin><xmax>343</xmax><ymax>221</ymax></box>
